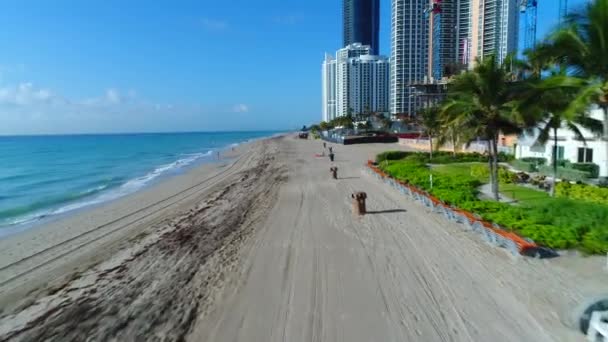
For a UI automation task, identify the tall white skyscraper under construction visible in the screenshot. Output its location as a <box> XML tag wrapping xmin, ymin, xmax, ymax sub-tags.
<box><xmin>390</xmin><ymin>0</ymin><xmax>520</xmax><ymax>115</ymax></box>
<box><xmin>465</xmin><ymin>0</ymin><xmax>519</xmax><ymax>66</ymax></box>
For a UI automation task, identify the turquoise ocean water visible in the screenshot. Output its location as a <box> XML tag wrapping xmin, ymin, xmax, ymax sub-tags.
<box><xmin>0</xmin><ymin>131</ymin><xmax>280</xmax><ymax>235</ymax></box>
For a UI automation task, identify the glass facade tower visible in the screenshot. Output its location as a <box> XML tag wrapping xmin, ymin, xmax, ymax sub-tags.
<box><xmin>343</xmin><ymin>0</ymin><xmax>380</xmax><ymax>55</ymax></box>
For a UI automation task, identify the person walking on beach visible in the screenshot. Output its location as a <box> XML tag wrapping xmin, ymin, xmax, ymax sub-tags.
<box><xmin>323</xmin><ymin>142</ymin><xmax>326</xmax><ymax>149</ymax></box>
<box><xmin>328</xmin><ymin>146</ymin><xmax>333</xmax><ymax>154</ymax></box>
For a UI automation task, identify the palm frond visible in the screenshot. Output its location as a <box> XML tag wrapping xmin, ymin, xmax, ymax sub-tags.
<box><xmin>535</xmin><ymin>122</ymin><xmax>552</xmax><ymax>145</ymax></box>
<box><xmin>565</xmin><ymin>121</ymin><xmax>587</xmax><ymax>145</ymax></box>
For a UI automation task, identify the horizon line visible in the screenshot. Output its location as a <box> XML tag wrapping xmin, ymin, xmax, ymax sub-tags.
<box><xmin>0</xmin><ymin>129</ymin><xmax>293</xmax><ymax>138</ymax></box>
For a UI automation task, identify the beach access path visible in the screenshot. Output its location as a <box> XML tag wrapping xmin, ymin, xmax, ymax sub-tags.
<box><xmin>0</xmin><ymin>135</ymin><xmax>606</xmax><ymax>341</ymax></box>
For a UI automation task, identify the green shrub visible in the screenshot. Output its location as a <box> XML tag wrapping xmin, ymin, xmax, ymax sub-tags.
<box><xmin>499</xmin><ymin>168</ymin><xmax>518</xmax><ymax>184</ymax></box>
<box><xmin>377</xmin><ymin>150</ymin><xmax>513</xmax><ymax>164</ymax></box>
<box><xmin>517</xmin><ymin>224</ymin><xmax>579</xmax><ymax>249</ymax></box>
<box><xmin>538</xmin><ymin>165</ymin><xmax>590</xmax><ymax>182</ymax></box>
<box><xmin>376</xmin><ymin>151</ymin><xmax>411</xmax><ymax>163</ymax></box>
<box><xmin>378</xmin><ymin>157</ymin><xmax>608</xmax><ymax>254</ymax></box>
<box><xmin>498</xmin><ymin>152</ymin><xmax>516</xmax><ymax>162</ymax></box>
<box><xmin>509</xmin><ymin>159</ymin><xmax>538</xmax><ymax>172</ymax></box>
<box><xmin>470</xmin><ymin>164</ymin><xmax>490</xmax><ymax>179</ymax></box>
<box><xmin>581</xmin><ymin>228</ymin><xmax>608</xmax><ymax>254</ymax></box>
<box><xmin>556</xmin><ymin>159</ymin><xmax>571</xmax><ymax>168</ymax></box>
<box><xmin>556</xmin><ymin>182</ymin><xmax>608</xmax><ymax>205</ymax></box>
<box><xmin>571</xmin><ymin>163</ymin><xmax>600</xmax><ymax>178</ymax></box>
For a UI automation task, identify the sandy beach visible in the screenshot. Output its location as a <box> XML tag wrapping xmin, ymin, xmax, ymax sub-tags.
<box><xmin>0</xmin><ymin>135</ymin><xmax>607</xmax><ymax>341</ymax></box>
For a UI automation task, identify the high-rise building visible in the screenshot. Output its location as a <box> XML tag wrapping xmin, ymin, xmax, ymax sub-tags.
<box><xmin>426</xmin><ymin>0</ymin><xmax>519</xmax><ymax>81</ymax></box>
<box><xmin>337</xmin><ymin>42</ymin><xmax>371</xmax><ymax>61</ymax></box>
<box><xmin>343</xmin><ymin>0</ymin><xmax>380</xmax><ymax>55</ymax></box>
<box><xmin>457</xmin><ymin>0</ymin><xmax>472</xmax><ymax>65</ymax></box>
<box><xmin>338</xmin><ymin>54</ymin><xmax>390</xmax><ymax>117</ymax></box>
<box><xmin>322</xmin><ymin>43</ymin><xmax>389</xmax><ymax>121</ymax></box>
<box><xmin>428</xmin><ymin>0</ymin><xmax>458</xmax><ymax>81</ymax></box>
<box><xmin>390</xmin><ymin>0</ymin><xmax>429</xmax><ymax>116</ymax></box>
<box><xmin>322</xmin><ymin>54</ymin><xmax>337</xmax><ymax>122</ymax></box>
<box><xmin>468</xmin><ymin>0</ymin><xmax>519</xmax><ymax>65</ymax></box>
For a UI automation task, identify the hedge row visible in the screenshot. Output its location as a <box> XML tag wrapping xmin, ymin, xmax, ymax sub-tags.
<box><xmin>538</xmin><ymin>165</ymin><xmax>590</xmax><ymax>182</ymax></box>
<box><xmin>571</xmin><ymin>163</ymin><xmax>600</xmax><ymax>178</ymax></box>
<box><xmin>380</xmin><ymin>159</ymin><xmax>608</xmax><ymax>254</ymax></box>
<box><xmin>509</xmin><ymin>157</ymin><xmax>548</xmax><ymax>172</ymax></box>
<box><xmin>376</xmin><ymin>150</ymin><xmax>514</xmax><ymax>164</ymax></box>
<box><xmin>509</xmin><ymin>159</ymin><xmax>537</xmax><ymax>172</ymax></box>
<box><xmin>510</xmin><ymin>158</ymin><xmax>599</xmax><ymax>180</ymax></box>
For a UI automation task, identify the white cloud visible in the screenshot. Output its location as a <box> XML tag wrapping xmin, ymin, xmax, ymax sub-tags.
<box><xmin>79</xmin><ymin>88</ymin><xmax>136</xmax><ymax>106</ymax></box>
<box><xmin>0</xmin><ymin>83</ymin><xmax>60</xmax><ymax>105</ymax></box>
<box><xmin>233</xmin><ymin>104</ymin><xmax>249</xmax><ymax>113</ymax></box>
<box><xmin>201</xmin><ymin>18</ymin><xmax>228</xmax><ymax>31</ymax></box>
<box><xmin>0</xmin><ymin>81</ymin><xmax>285</xmax><ymax>135</ymax></box>
<box><xmin>0</xmin><ymin>82</ymin><xmax>214</xmax><ymax>134</ymax></box>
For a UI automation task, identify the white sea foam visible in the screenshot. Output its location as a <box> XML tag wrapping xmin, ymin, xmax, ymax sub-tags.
<box><xmin>0</xmin><ymin>150</ymin><xmax>214</xmax><ymax>236</ymax></box>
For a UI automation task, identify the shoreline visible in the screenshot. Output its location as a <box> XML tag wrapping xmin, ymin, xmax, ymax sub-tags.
<box><xmin>0</xmin><ymin>132</ymin><xmax>285</xmax><ymax>239</ymax></box>
<box><xmin>0</xmin><ymin>136</ymin><xmax>282</xmax><ymax>309</ymax></box>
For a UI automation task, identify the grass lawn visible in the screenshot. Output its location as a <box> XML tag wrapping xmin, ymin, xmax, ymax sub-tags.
<box><xmin>432</xmin><ymin>162</ymin><xmax>550</xmax><ymax>205</ymax></box>
<box><xmin>431</xmin><ymin>163</ymin><xmax>488</xmax><ymax>182</ymax></box>
<box><xmin>500</xmin><ymin>183</ymin><xmax>550</xmax><ymax>206</ymax></box>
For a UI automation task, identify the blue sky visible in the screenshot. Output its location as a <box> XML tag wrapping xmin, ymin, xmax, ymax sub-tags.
<box><xmin>0</xmin><ymin>0</ymin><xmax>590</xmax><ymax>134</ymax></box>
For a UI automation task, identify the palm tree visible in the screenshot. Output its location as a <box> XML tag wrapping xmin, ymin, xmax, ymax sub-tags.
<box><xmin>517</xmin><ymin>71</ymin><xmax>602</xmax><ymax>196</ymax></box>
<box><xmin>536</xmin><ymin>0</ymin><xmax>608</xmax><ymax>178</ymax></box>
<box><xmin>417</xmin><ymin>106</ymin><xmax>442</xmax><ymax>159</ymax></box>
<box><xmin>436</xmin><ymin>117</ymin><xmax>474</xmax><ymax>158</ymax></box>
<box><xmin>441</xmin><ymin>55</ymin><xmax>524</xmax><ymax>200</ymax></box>
<box><xmin>380</xmin><ymin>116</ymin><xmax>392</xmax><ymax>132</ymax></box>
<box><xmin>319</xmin><ymin>121</ymin><xmax>331</xmax><ymax>131</ymax></box>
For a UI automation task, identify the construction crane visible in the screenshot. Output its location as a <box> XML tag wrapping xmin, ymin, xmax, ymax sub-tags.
<box><xmin>558</xmin><ymin>0</ymin><xmax>568</xmax><ymax>24</ymax></box>
<box><xmin>519</xmin><ymin>0</ymin><xmax>538</xmax><ymax>51</ymax></box>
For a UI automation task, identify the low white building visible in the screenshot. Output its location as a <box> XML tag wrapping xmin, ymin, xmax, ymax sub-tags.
<box><xmin>515</xmin><ymin>107</ymin><xmax>608</xmax><ymax>177</ymax></box>
<box><xmin>321</xmin><ymin>43</ymin><xmax>390</xmax><ymax>122</ymax></box>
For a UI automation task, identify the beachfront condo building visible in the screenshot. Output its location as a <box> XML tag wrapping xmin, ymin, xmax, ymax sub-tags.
<box><xmin>428</xmin><ymin>0</ymin><xmax>458</xmax><ymax>81</ymax></box>
<box><xmin>390</xmin><ymin>0</ymin><xmax>429</xmax><ymax>116</ymax></box>
<box><xmin>427</xmin><ymin>0</ymin><xmax>519</xmax><ymax>81</ymax></box>
<box><xmin>337</xmin><ymin>53</ymin><xmax>390</xmax><ymax>118</ymax></box>
<box><xmin>343</xmin><ymin>0</ymin><xmax>380</xmax><ymax>55</ymax></box>
<box><xmin>467</xmin><ymin>0</ymin><xmax>519</xmax><ymax>65</ymax></box>
<box><xmin>322</xmin><ymin>43</ymin><xmax>390</xmax><ymax>121</ymax></box>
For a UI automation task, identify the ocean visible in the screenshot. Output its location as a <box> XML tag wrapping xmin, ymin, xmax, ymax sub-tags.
<box><xmin>0</xmin><ymin>131</ymin><xmax>280</xmax><ymax>235</ymax></box>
